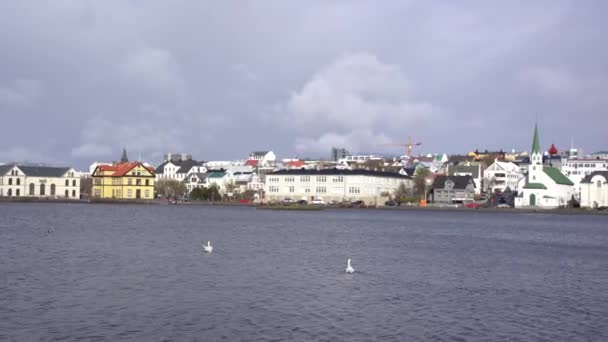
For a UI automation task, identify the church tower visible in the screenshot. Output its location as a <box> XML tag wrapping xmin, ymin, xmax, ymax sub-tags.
<box><xmin>528</xmin><ymin>123</ymin><xmax>542</xmax><ymax>182</ymax></box>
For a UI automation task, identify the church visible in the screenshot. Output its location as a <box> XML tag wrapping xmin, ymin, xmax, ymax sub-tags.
<box><xmin>515</xmin><ymin>124</ymin><xmax>574</xmax><ymax>208</ymax></box>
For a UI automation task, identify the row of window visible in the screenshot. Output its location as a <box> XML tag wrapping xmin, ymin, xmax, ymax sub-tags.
<box><xmin>267</xmin><ymin>176</ymin><xmax>348</xmax><ymax>183</ymax></box>
<box><xmin>1</xmin><ymin>178</ymin><xmax>78</xmax><ymax>187</ymax></box>
<box><xmin>565</xmin><ymin>163</ymin><xmax>607</xmax><ymax>168</ymax></box>
<box><xmin>92</xmin><ymin>189</ymin><xmax>150</xmax><ymax>198</ymax></box>
<box><xmin>93</xmin><ymin>178</ymin><xmax>151</xmax><ymax>186</ymax></box>
<box><xmin>1</xmin><ymin>186</ymin><xmax>77</xmax><ymax>197</ymax></box>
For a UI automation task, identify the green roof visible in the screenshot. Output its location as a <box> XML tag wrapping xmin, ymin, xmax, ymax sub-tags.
<box><xmin>524</xmin><ymin>183</ymin><xmax>547</xmax><ymax>189</ymax></box>
<box><xmin>543</xmin><ymin>166</ymin><xmax>574</xmax><ymax>185</ymax></box>
<box><xmin>207</xmin><ymin>172</ymin><xmax>226</xmax><ymax>178</ymax></box>
<box><xmin>531</xmin><ymin>123</ymin><xmax>541</xmax><ymax>154</ymax></box>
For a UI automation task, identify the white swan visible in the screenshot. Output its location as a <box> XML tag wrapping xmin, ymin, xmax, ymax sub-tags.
<box><xmin>203</xmin><ymin>241</ymin><xmax>213</xmax><ymax>253</ymax></box>
<box><xmin>345</xmin><ymin>258</ymin><xmax>355</xmax><ymax>274</ymax></box>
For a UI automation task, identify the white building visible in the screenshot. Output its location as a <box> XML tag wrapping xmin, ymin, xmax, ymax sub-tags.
<box><xmin>561</xmin><ymin>157</ymin><xmax>608</xmax><ymax>199</ymax></box>
<box><xmin>484</xmin><ymin>160</ymin><xmax>522</xmax><ymax>193</ymax></box>
<box><xmin>580</xmin><ymin>171</ymin><xmax>608</xmax><ymax>208</ymax></box>
<box><xmin>264</xmin><ymin>169</ymin><xmax>413</xmax><ymax>206</ymax></box>
<box><xmin>515</xmin><ymin>124</ymin><xmax>574</xmax><ymax>208</ymax></box>
<box><xmin>248</xmin><ymin>151</ymin><xmax>276</xmax><ymax>164</ymax></box>
<box><xmin>155</xmin><ymin>159</ymin><xmax>204</xmax><ymax>182</ymax></box>
<box><xmin>0</xmin><ymin>164</ymin><xmax>80</xmax><ymax>199</ymax></box>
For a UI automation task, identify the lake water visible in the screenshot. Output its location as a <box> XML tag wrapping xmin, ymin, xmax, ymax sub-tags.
<box><xmin>1</xmin><ymin>203</ymin><xmax>607</xmax><ymax>342</ymax></box>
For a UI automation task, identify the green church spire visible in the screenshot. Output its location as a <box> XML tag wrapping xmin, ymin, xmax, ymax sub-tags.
<box><xmin>531</xmin><ymin>123</ymin><xmax>541</xmax><ymax>154</ymax></box>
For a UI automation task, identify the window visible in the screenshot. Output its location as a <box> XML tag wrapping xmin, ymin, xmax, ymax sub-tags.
<box><xmin>127</xmin><ymin>189</ymin><xmax>132</xmax><ymax>198</ymax></box>
<box><xmin>29</xmin><ymin>183</ymin><xmax>35</xmax><ymax>196</ymax></box>
<box><xmin>8</xmin><ymin>178</ymin><xmax>12</xmax><ymax>185</ymax></box>
<box><xmin>16</xmin><ymin>189</ymin><xmax>20</xmax><ymax>196</ymax></box>
<box><xmin>145</xmin><ymin>179</ymin><xmax>149</xmax><ymax>186</ymax></box>
<box><xmin>317</xmin><ymin>176</ymin><xmax>327</xmax><ymax>182</ymax></box>
<box><xmin>289</xmin><ymin>186</ymin><xmax>294</xmax><ymax>193</ymax></box>
<box><xmin>94</xmin><ymin>178</ymin><xmax>101</xmax><ymax>185</ymax></box>
<box><xmin>316</xmin><ymin>186</ymin><xmax>326</xmax><ymax>193</ymax></box>
<box><xmin>333</xmin><ymin>176</ymin><xmax>344</xmax><ymax>183</ymax></box>
<box><xmin>304</xmin><ymin>187</ymin><xmax>311</xmax><ymax>193</ymax></box>
<box><xmin>300</xmin><ymin>176</ymin><xmax>310</xmax><ymax>182</ymax></box>
<box><xmin>128</xmin><ymin>178</ymin><xmax>133</xmax><ymax>185</ymax></box>
<box><xmin>268</xmin><ymin>186</ymin><xmax>279</xmax><ymax>193</ymax></box>
<box><xmin>94</xmin><ymin>189</ymin><xmax>101</xmax><ymax>197</ymax></box>
<box><xmin>16</xmin><ymin>178</ymin><xmax>20</xmax><ymax>185</ymax></box>
<box><xmin>40</xmin><ymin>183</ymin><xmax>46</xmax><ymax>196</ymax></box>
<box><xmin>65</xmin><ymin>190</ymin><xmax>69</xmax><ymax>197</ymax></box>
<box><xmin>145</xmin><ymin>189</ymin><xmax>150</xmax><ymax>197</ymax></box>
<box><xmin>73</xmin><ymin>180</ymin><xmax>76</xmax><ymax>187</ymax></box>
<box><xmin>285</xmin><ymin>176</ymin><xmax>295</xmax><ymax>182</ymax></box>
<box><xmin>348</xmin><ymin>187</ymin><xmax>360</xmax><ymax>194</ymax></box>
<box><xmin>136</xmin><ymin>179</ymin><xmax>141</xmax><ymax>186</ymax></box>
<box><xmin>7</xmin><ymin>189</ymin><xmax>12</xmax><ymax>197</ymax></box>
<box><xmin>50</xmin><ymin>184</ymin><xmax>56</xmax><ymax>196</ymax></box>
<box><xmin>598</xmin><ymin>181</ymin><xmax>602</xmax><ymax>188</ymax></box>
<box><xmin>72</xmin><ymin>190</ymin><xmax>76</xmax><ymax>197</ymax></box>
<box><xmin>65</xmin><ymin>179</ymin><xmax>69</xmax><ymax>186</ymax></box>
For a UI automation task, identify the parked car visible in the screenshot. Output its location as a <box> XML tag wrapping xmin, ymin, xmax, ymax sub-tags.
<box><xmin>310</xmin><ymin>198</ymin><xmax>325</xmax><ymax>205</ymax></box>
<box><xmin>384</xmin><ymin>200</ymin><xmax>397</xmax><ymax>207</ymax></box>
<box><xmin>296</xmin><ymin>199</ymin><xmax>308</xmax><ymax>205</ymax></box>
<box><xmin>351</xmin><ymin>200</ymin><xmax>366</xmax><ymax>208</ymax></box>
<box><xmin>496</xmin><ymin>203</ymin><xmax>511</xmax><ymax>209</ymax></box>
<box><xmin>282</xmin><ymin>198</ymin><xmax>295</xmax><ymax>204</ymax></box>
<box><xmin>465</xmin><ymin>202</ymin><xmax>478</xmax><ymax>209</ymax></box>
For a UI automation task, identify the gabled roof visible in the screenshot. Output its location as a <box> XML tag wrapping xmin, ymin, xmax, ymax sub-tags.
<box><xmin>155</xmin><ymin>159</ymin><xmax>201</xmax><ymax>174</ymax></box>
<box><xmin>432</xmin><ymin>175</ymin><xmax>474</xmax><ymax>190</ymax></box>
<box><xmin>580</xmin><ymin>171</ymin><xmax>608</xmax><ymax>184</ymax></box>
<box><xmin>245</xmin><ymin>159</ymin><xmax>259</xmax><ymax>166</ymax></box>
<box><xmin>250</xmin><ymin>151</ymin><xmax>269</xmax><ymax>156</ymax></box>
<box><xmin>96</xmin><ymin>162</ymin><xmax>154</xmax><ymax>177</ymax></box>
<box><xmin>207</xmin><ymin>171</ymin><xmax>226</xmax><ymax>178</ymax></box>
<box><xmin>543</xmin><ymin>166</ymin><xmax>573</xmax><ymax>185</ymax></box>
<box><xmin>0</xmin><ymin>164</ymin><xmax>14</xmax><ymax>176</ymax></box>
<box><xmin>18</xmin><ymin>165</ymin><xmax>71</xmax><ymax>177</ymax></box>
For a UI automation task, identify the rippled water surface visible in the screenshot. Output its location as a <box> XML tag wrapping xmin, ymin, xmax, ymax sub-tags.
<box><xmin>1</xmin><ymin>203</ymin><xmax>607</xmax><ymax>341</ymax></box>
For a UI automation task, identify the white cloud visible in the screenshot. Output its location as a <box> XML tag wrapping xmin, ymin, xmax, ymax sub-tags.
<box><xmin>284</xmin><ymin>52</ymin><xmax>438</xmax><ymax>154</ymax></box>
<box><xmin>123</xmin><ymin>47</ymin><xmax>184</xmax><ymax>90</ymax></box>
<box><xmin>0</xmin><ymin>146</ymin><xmax>48</xmax><ymax>163</ymax></box>
<box><xmin>519</xmin><ymin>66</ymin><xmax>579</xmax><ymax>97</ymax></box>
<box><xmin>0</xmin><ymin>79</ymin><xmax>42</xmax><ymax>107</ymax></box>
<box><xmin>295</xmin><ymin>130</ymin><xmax>392</xmax><ymax>155</ymax></box>
<box><xmin>71</xmin><ymin>143</ymin><xmax>112</xmax><ymax>158</ymax></box>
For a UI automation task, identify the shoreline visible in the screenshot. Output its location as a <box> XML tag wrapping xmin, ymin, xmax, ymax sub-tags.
<box><xmin>1</xmin><ymin>197</ymin><xmax>607</xmax><ymax>215</ymax></box>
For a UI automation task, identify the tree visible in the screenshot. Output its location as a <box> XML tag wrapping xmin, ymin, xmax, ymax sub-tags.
<box><xmin>413</xmin><ymin>167</ymin><xmax>431</xmax><ymax>198</ymax></box>
<box><xmin>155</xmin><ymin>179</ymin><xmax>186</xmax><ymax>198</ymax></box>
<box><xmin>80</xmin><ymin>177</ymin><xmax>93</xmax><ymax>198</ymax></box>
<box><xmin>393</xmin><ymin>182</ymin><xmax>416</xmax><ymax>203</ymax></box>
<box><xmin>189</xmin><ymin>184</ymin><xmax>222</xmax><ymax>201</ymax></box>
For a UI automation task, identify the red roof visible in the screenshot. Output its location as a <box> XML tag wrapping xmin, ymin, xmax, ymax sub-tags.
<box><xmin>97</xmin><ymin>162</ymin><xmax>154</xmax><ymax>177</ymax></box>
<box><xmin>287</xmin><ymin>160</ymin><xmax>306</xmax><ymax>168</ymax></box>
<box><xmin>548</xmin><ymin>144</ymin><xmax>558</xmax><ymax>155</ymax></box>
<box><xmin>245</xmin><ymin>159</ymin><xmax>259</xmax><ymax>166</ymax></box>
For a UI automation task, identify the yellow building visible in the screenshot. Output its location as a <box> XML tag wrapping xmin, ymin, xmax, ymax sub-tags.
<box><xmin>92</xmin><ymin>162</ymin><xmax>155</xmax><ymax>199</ymax></box>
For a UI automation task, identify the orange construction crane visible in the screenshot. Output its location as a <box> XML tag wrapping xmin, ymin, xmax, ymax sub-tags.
<box><xmin>382</xmin><ymin>136</ymin><xmax>423</xmax><ymax>158</ymax></box>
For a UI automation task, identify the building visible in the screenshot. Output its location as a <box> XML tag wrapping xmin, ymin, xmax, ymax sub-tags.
<box><xmin>483</xmin><ymin>160</ymin><xmax>522</xmax><ymax>193</ymax></box>
<box><xmin>155</xmin><ymin>159</ymin><xmax>204</xmax><ymax>182</ymax></box>
<box><xmin>163</xmin><ymin>152</ymin><xmax>193</xmax><ymax>163</ymax></box>
<box><xmin>590</xmin><ymin>151</ymin><xmax>608</xmax><ymax>160</ymax></box>
<box><xmin>448</xmin><ymin>163</ymin><xmax>483</xmax><ymax>195</ymax></box>
<box><xmin>430</xmin><ymin>175</ymin><xmax>476</xmax><ymax>204</ymax></box>
<box><xmin>248</xmin><ymin>151</ymin><xmax>276</xmax><ymax>164</ymax></box>
<box><xmin>515</xmin><ymin>124</ymin><xmax>574</xmax><ymax>208</ymax></box>
<box><xmin>92</xmin><ymin>162</ymin><xmax>155</xmax><ymax>199</ymax></box>
<box><xmin>331</xmin><ymin>147</ymin><xmax>350</xmax><ymax>162</ymax></box>
<box><xmin>264</xmin><ymin>169</ymin><xmax>412</xmax><ymax>206</ymax></box>
<box><xmin>580</xmin><ymin>171</ymin><xmax>608</xmax><ymax>208</ymax></box>
<box><xmin>0</xmin><ymin>164</ymin><xmax>80</xmax><ymax>199</ymax></box>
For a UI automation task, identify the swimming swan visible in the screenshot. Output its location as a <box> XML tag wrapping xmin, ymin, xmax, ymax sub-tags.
<box><xmin>203</xmin><ymin>241</ymin><xmax>213</xmax><ymax>253</ymax></box>
<box><xmin>345</xmin><ymin>258</ymin><xmax>354</xmax><ymax>273</ymax></box>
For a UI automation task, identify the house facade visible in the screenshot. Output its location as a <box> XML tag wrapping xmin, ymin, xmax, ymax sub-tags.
<box><xmin>0</xmin><ymin>164</ymin><xmax>80</xmax><ymax>199</ymax></box>
<box><xmin>430</xmin><ymin>175</ymin><xmax>476</xmax><ymax>204</ymax></box>
<box><xmin>155</xmin><ymin>159</ymin><xmax>204</xmax><ymax>182</ymax></box>
<box><xmin>580</xmin><ymin>171</ymin><xmax>608</xmax><ymax>208</ymax></box>
<box><xmin>264</xmin><ymin>169</ymin><xmax>413</xmax><ymax>206</ymax></box>
<box><xmin>449</xmin><ymin>164</ymin><xmax>483</xmax><ymax>195</ymax></box>
<box><xmin>484</xmin><ymin>160</ymin><xmax>522</xmax><ymax>193</ymax></box>
<box><xmin>515</xmin><ymin>124</ymin><xmax>574</xmax><ymax>208</ymax></box>
<box><xmin>92</xmin><ymin>162</ymin><xmax>155</xmax><ymax>200</ymax></box>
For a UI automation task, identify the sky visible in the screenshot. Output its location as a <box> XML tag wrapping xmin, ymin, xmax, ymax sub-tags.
<box><xmin>1</xmin><ymin>0</ymin><xmax>607</xmax><ymax>168</ymax></box>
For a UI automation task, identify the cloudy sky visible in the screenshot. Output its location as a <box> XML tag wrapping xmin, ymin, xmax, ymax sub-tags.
<box><xmin>1</xmin><ymin>1</ymin><xmax>606</xmax><ymax>168</ymax></box>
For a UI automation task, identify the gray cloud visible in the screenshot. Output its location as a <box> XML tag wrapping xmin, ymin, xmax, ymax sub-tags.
<box><xmin>1</xmin><ymin>0</ymin><xmax>606</xmax><ymax>168</ymax></box>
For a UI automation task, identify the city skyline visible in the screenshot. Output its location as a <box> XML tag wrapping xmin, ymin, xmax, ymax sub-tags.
<box><xmin>1</xmin><ymin>1</ymin><xmax>607</xmax><ymax>168</ymax></box>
